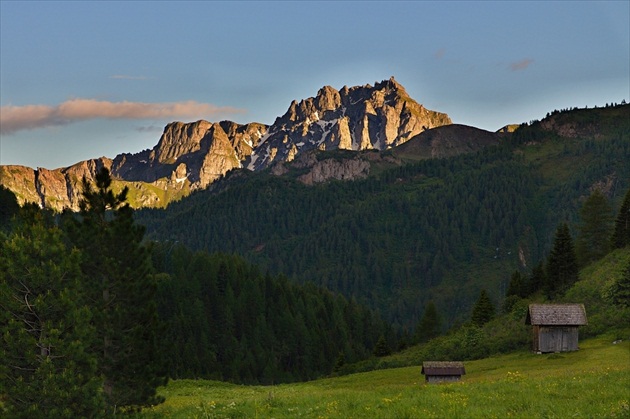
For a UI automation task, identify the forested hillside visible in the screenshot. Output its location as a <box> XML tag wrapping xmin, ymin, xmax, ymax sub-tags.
<box><xmin>136</xmin><ymin>105</ymin><xmax>630</xmax><ymax>330</ymax></box>
<box><xmin>0</xmin><ymin>175</ymin><xmax>395</xmax><ymax>416</ymax></box>
<box><xmin>2</xmin><ymin>105</ymin><xmax>628</xmax><ymax>416</ymax></box>
<box><xmin>151</xmin><ymin>244</ymin><xmax>394</xmax><ymax>384</ymax></box>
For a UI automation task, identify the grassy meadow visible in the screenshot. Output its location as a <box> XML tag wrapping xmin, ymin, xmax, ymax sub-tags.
<box><xmin>141</xmin><ymin>336</ymin><xmax>629</xmax><ymax>418</ymax></box>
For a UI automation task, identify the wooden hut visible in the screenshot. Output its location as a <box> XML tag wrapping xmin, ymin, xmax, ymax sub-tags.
<box><xmin>421</xmin><ymin>361</ymin><xmax>465</xmax><ymax>383</ymax></box>
<box><xmin>526</xmin><ymin>304</ymin><xmax>587</xmax><ymax>353</ymax></box>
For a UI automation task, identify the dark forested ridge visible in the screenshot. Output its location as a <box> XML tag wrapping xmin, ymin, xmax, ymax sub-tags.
<box><xmin>151</xmin><ymin>245</ymin><xmax>393</xmax><ymax>384</ymax></box>
<box><xmin>136</xmin><ymin>104</ymin><xmax>630</xmax><ymax>330</ymax></box>
<box><xmin>2</xmin><ymin>104</ymin><xmax>629</xmax><ymax>414</ymax></box>
<box><xmin>0</xmin><ymin>174</ymin><xmax>395</xmax><ymax>415</ymax></box>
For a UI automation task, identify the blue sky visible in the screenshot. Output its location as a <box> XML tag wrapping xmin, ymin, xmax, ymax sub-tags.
<box><xmin>1</xmin><ymin>1</ymin><xmax>628</xmax><ymax>170</ymax></box>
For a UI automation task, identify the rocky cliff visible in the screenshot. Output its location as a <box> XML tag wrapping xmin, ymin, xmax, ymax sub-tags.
<box><xmin>246</xmin><ymin>77</ymin><xmax>451</xmax><ymax>170</ymax></box>
<box><xmin>267</xmin><ymin>124</ymin><xmax>503</xmax><ymax>186</ymax></box>
<box><xmin>0</xmin><ymin>77</ymin><xmax>452</xmax><ymax>211</ymax></box>
<box><xmin>0</xmin><ymin>158</ymin><xmax>113</xmax><ymax>212</ymax></box>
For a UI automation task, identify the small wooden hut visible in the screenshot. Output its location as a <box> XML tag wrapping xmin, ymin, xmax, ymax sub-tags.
<box><xmin>421</xmin><ymin>361</ymin><xmax>465</xmax><ymax>383</ymax></box>
<box><xmin>526</xmin><ymin>304</ymin><xmax>587</xmax><ymax>353</ymax></box>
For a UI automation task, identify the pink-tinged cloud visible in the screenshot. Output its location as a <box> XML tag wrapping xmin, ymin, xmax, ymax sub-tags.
<box><xmin>0</xmin><ymin>99</ymin><xmax>246</xmax><ymax>135</ymax></box>
<box><xmin>509</xmin><ymin>58</ymin><xmax>534</xmax><ymax>71</ymax></box>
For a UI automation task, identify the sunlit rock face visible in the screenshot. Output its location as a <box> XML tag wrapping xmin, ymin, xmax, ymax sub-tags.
<box><xmin>1</xmin><ymin>78</ymin><xmax>451</xmax><ymax>210</ymax></box>
<box><xmin>246</xmin><ymin>77</ymin><xmax>452</xmax><ymax>171</ymax></box>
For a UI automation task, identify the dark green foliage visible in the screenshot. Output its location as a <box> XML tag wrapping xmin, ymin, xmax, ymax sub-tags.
<box><xmin>501</xmin><ymin>294</ymin><xmax>521</xmax><ymax>314</ymax></box>
<box><xmin>529</xmin><ymin>261</ymin><xmax>547</xmax><ymax>295</ymax></box>
<box><xmin>576</xmin><ymin>190</ymin><xmax>613</xmax><ymax>267</ymax></box>
<box><xmin>138</xmin><ymin>146</ymin><xmax>542</xmax><ymax>329</ymax></box>
<box><xmin>153</xmin><ymin>244</ymin><xmax>390</xmax><ymax>384</ymax></box>
<box><xmin>609</xmin><ymin>261</ymin><xmax>630</xmax><ymax>308</ymax></box>
<box><xmin>414</xmin><ymin>301</ymin><xmax>441</xmax><ymax>343</ymax></box>
<box><xmin>373</xmin><ymin>335</ymin><xmax>391</xmax><ymax>357</ymax></box>
<box><xmin>545</xmin><ymin>223</ymin><xmax>579</xmax><ymax>299</ymax></box>
<box><xmin>64</xmin><ymin>168</ymin><xmax>166</xmax><ymax>412</ymax></box>
<box><xmin>471</xmin><ymin>289</ymin><xmax>495</xmax><ymax>327</ymax></box>
<box><xmin>506</xmin><ymin>270</ymin><xmax>528</xmax><ymax>298</ymax></box>
<box><xmin>333</xmin><ymin>352</ymin><xmax>346</xmax><ymax>373</ymax></box>
<box><xmin>135</xmin><ymin>107</ymin><xmax>630</xmax><ymax>331</ymax></box>
<box><xmin>0</xmin><ymin>186</ymin><xmax>20</xmax><ymax>231</ymax></box>
<box><xmin>563</xmin><ymin>247</ymin><xmax>630</xmax><ymax>338</ymax></box>
<box><xmin>611</xmin><ymin>188</ymin><xmax>630</xmax><ymax>249</ymax></box>
<box><xmin>0</xmin><ymin>212</ymin><xmax>104</xmax><ymax>417</ymax></box>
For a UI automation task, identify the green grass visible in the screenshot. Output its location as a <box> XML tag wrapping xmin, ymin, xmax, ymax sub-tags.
<box><xmin>141</xmin><ymin>337</ymin><xmax>629</xmax><ymax>418</ymax></box>
<box><xmin>111</xmin><ymin>179</ymin><xmax>190</xmax><ymax>209</ymax></box>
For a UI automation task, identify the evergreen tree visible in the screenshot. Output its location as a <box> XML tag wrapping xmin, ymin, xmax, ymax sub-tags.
<box><xmin>373</xmin><ymin>334</ymin><xmax>391</xmax><ymax>357</ymax></box>
<box><xmin>609</xmin><ymin>261</ymin><xmax>630</xmax><ymax>308</ymax></box>
<box><xmin>333</xmin><ymin>352</ymin><xmax>346</xmax><ymax>373</ymax></box>
<box><xmin>0</xmin><ymin>212</ymin><xmax>104</xmax><ymax>417</ymax></box>
<box><xmin>545</xmin><ymin>223</ymin><xmax>579</xmax><ymax>299</ymax></box>
<box><xmin>64</xmin><ymin>168</ymin><xmax>166</xmax><ymax>412</ymax></box>
<box><xmin>471</xmin><ymin>289</ymin><xmax>495</xmax><ymax>327</ymax></box>
<box><xmin>506</xmin><ymin>270</ymin><xmax>528</xmax><ymax>298</ymax></box>
<box><xmin>529</xmin><ymin>261</ymin><xmax>547</xmax><ymax>295</ymax></box>
<box><xmin>0</xmin><ymin>185</ymin><xmax>20</xmax><ymax>232</ymax></box>
<box><xmin>611</xmin><ymin>188</ymin><xmax>630</xmax><ymax>249</ymax></box>
<box><xmin>576</xmin><ymin>189</ymin><xmax>613</xmax><ymax>266</ymax></box>
<box><xmin>414</xmin><ymin>301</ymin><xmax>441</xmax><ymax>343</ymax></box>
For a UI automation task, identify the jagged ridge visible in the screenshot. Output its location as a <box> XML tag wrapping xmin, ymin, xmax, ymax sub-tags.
<box><xmin>1</xmin><ymin>77</ymin><xmax>451</xmax><ymax>210</ymax></box>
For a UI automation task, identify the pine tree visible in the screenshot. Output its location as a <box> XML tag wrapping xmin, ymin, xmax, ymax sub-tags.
<box><xmin>414</xmin><ymin>301</ymin><xmax>441</xmax><ymax>343</ymax></box>
<box><xmin>471</xmin><ymin>289</ymin><xmax>495</xmax><ymax>327</ymax></box>
<box><xmin>0</xmin><ymin>212</ymin><xmax>104</xmax><ymax>417</ymax></box>
<box><xmin>545</xmin><ymin>223</ymin><xmax>579</xmax><ymax>299</ymax></box>
<box><xmin>576</xmin><ymin>190</ymin><xmax>613</xmax><ymax>266</ymax></box>
<box><xmin>506</xmin><ymin>270</ymin><xmax>529</xmax><ymax>298</ymax></box>
<box><xmin>373</xmin><ymin>334</ymin><xmax>391</xmax><ymax>357</ymax></box>
<box><xmin>333</xmin><ymin>352</ymin><xmax>345</xmax><ymax>373</ymax></box>
<box><xmin>63</xmin><ymin>167</ymin><xmax>166</xmax><ymax>412</ymax></box>
<box><xmin>529</xmin><ymin>261</ymin><xmax>547</xmax><ymax>295</ymax></box>
<box><xmin>611</xmin><ymin>188</ymin><xmax>630</xmax><ymax>249</ymax></box>
<box><xmin>609</xmin><ymin>261</ymin><xmax>630</xmax><ymax>308</ymax></box>
<box><xmin>0</xmin><ymin>185</ymin><xmax>20</xmax><ymax>232</ymax></box>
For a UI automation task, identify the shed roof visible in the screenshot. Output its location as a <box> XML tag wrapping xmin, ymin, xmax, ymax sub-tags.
<box><xmin>526</xmin><ymin>304</ymin><xmax>587</xmax><ymax>326</ymax></box>
<box><xmin>421</xmin><ymin>361</ymin><xmax>465</xmax><ymax>376</ymax></box>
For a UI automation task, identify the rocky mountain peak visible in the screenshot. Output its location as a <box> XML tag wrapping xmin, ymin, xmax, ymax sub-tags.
<box><xmin>155</xmin><ymin>120</ymin><xmax>215</xmax><ymax>164</ymax></box>
<box><xmin>247</xmin><ymin>77</ymin><xmax>451</xmax><ymax>170</ymax></box>
<box><xmin>316</xmin><ymin>85</ymin><xmax>342</xmax><ymax>111</ymax></box>
<box><xmin>1</xmin><ymin>77</ymin><xmax>452</xmax><ymax>210</ymax></box>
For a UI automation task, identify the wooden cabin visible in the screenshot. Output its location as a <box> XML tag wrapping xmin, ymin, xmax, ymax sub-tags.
<box><xmin>526</xmin><ymin>304</ymin><xmax>587</xmax><ymax>353</ymax></box>
<box><xmin>421</xmin><ymin>361</ymin><xmax>465</xmax><ymax>383</ymax></box>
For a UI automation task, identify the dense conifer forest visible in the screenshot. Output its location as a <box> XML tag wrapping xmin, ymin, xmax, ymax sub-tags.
<box><xmin>136</xmin><ymin>105</ymin><xmax>630</xmax><ymax>330</ymax></box>
<box><xmin>0</xmin><ymin>175</ymin><xmax>394</xmax><ymax>414</ymax></box>
<box><xmin>152</xmin><ymin>244</ymin><xmax>393</xmax><ymax>384</ymax></box>
<box><xmin>1</xmin><ymin>104</ymin><xmax>629</xmax><ymax>416</ymax></box>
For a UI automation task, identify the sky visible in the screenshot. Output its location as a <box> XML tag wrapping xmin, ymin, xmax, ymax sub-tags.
<box><xmin>1</xmin><ymin>1</ymin><xmax>628</xmax><ymax>170</ymax></box>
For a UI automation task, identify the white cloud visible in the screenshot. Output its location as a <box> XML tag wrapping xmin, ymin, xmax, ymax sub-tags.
<box><xmin>0</xmin><ymin>99</ymin><xmax>246</xmax><ymax>135</ymax></box>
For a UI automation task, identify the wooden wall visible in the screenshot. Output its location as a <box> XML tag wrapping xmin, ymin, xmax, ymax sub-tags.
<box><xmin>425</xmin><ymin>375</ymin><xmax>462</xmax><ymax>383</ymax></box>
<box><xmin>532</xmin><ymin>326</ymin><xmax>579</xmax><ymax>352</ymax></box>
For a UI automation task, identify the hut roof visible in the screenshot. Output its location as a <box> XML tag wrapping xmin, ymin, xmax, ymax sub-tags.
<box><xmin>526</xmin><ymin>304</ymin><xmax>587</xmax><ymax>326</ymax></box>
<box><xmin>421</xmin><ymin>361</ymin><xmax>465</xmax><ymax>376</ymax></box>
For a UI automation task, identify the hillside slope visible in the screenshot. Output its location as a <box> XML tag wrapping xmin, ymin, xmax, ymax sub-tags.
<box><xmin>142</xmin><ymin>337</ymin><xmax>630</xmax><ymax>418</ymax></box>
<box><xmin>136</xmin><ymin>105</ymin><xmax>630</xmax><ymax>330</ymax></box>
<box><xmin>144</xmin><ymin>247</ymin><xmax>630</xmax><ymax>417</ymax></box>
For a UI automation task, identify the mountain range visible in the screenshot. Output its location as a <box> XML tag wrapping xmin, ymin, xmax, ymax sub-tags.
<box><xmin>2</xmin><ymin>76</ymin><xmax>629</xmax><ymax>330</ymax></box>
<box><xmin>1</xmin><ymin>77</ymin><xmax>456</xmax><ymax>211</ymax></box>
<box><xmin>132</xmin><ymin>102</ymin><xmax>629</xmax><ymax>329</ymax></box>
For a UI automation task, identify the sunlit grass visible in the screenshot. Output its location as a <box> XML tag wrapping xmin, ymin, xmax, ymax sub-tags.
<box><xmin>142</xmin><ymin>337</ymin><xmax>629</xmax><ymax>418</ymax></box>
